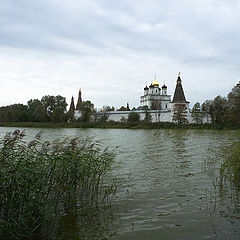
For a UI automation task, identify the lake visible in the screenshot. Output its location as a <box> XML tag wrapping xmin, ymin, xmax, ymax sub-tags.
<box><xmin>1</xmin><ymin>127</ymin><xmax>240</xmax><ymax>240</ymax></box>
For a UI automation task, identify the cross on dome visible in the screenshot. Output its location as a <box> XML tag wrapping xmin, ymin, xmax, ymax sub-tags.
<box><xmin>152</xmin><ymin>75</ymin><xmax>159</xmax><ymax>86</ymax></box>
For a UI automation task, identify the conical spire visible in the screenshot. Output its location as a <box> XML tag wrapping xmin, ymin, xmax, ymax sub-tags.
<box><xmin>127</xmin><ymin>102</ymin><xmax>130</xmax><ymax>110</ymax></box>
<box><xmin>172</xmin><ymin>73</ymin><xmax>189</xmax><ymax>103</ymax></box>
<box><xmin>76</xmin><ymin>88</ymin><xmax>82</xmax><ymax>110</ymax></box>
<box><xmin>69</xmin><ymin>96</ymin><xmax>75</xmax><ymax>111</ymax></box>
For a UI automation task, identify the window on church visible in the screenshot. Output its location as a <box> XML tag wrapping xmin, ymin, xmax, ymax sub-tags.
<box><xmin>166</xmin><ymin>104</ymin><xmax>167</xmax><ymax>108</ymax></box>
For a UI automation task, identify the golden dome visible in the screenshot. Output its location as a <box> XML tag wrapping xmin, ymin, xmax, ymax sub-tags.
<box><xmin>152</xmin><ymin>79</ymin><xmax>159</xmax><ymax>86</ymax></box>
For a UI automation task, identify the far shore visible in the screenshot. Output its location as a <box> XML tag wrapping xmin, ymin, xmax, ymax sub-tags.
<box><xmin>1</xmin><ymin>121</ymin><xmax>240</xmax><ymax>130</ymax></box>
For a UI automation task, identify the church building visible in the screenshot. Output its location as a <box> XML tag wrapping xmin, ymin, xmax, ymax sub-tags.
<box><xmin>140</xmin><ymin>76</ymin><xmax>171</xmax><ymax>110</ymax></box>
<box><xmin>140</xmin><ymin>73</ymin><xmax>189</xmax><ymax>112</ymax></box>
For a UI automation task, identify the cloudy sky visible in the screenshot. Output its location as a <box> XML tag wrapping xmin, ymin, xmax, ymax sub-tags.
<box><xmin>0</xmin><ymin>0</ymin><xmax>240</xmax><ymax>109</ymax></box>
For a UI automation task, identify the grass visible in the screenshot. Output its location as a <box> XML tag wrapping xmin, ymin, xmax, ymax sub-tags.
<box><xmin>0</xmin><ymin>130</ymin><xmax>117</xmax><ymax>240</ymax></box>
<box><xmin>220</xmin><ymin>141</ymin><xmax>240</xmax><ymax>188</ymax></box>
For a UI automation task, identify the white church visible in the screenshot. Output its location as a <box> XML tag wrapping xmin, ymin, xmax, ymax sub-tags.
<box><xmin>140</xmin><ymin>76</ymin><xmax>171</xmax><ymax>110</ymax></box>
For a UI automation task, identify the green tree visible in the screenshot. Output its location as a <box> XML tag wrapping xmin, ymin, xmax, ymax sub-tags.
<box><xmin>41</xmin><ymin>95</ymin><xmax>67</xmax><ymax>122</ymax></box>
<box><xmin>127</xmin><ymin>112</ymin><xmax>140</xmax><ymax>123</ymax></box>
<box><xmin>50</xmin><ymin>106</ymin><xmax>65</xmax><ymax>122</ymax></box>
<box><xmin>211</xmin><ymin>96</ymin><xmax>228</xmax><ymax>124</ymax></box>
<box><xmin>227</xmin><ymin>83</ymin><xmax>240</xmax><ymax>124</ymax></box>
<box><xmin>99</xmin><ymin>113</ymin><xmax>109</xmax><ymax>123</ymax></box>
<box><xmin>64</xmin><ymin>110</ymin><xmax>75</xmax><ymax>122</ymax></box>
<box><xmin>27</xmin><ymin>99</ymin><xmax>45</xmax><ymax>122</ymax></box>
<box><xmin>172</xmin><ymin>104</ymin><xmax>188</xmax><ymax>124</ymax></box>
<box><xmin>0</xmin><ymin>104</ymin><xmax>28</xmax><ymax>122</ymax></box>
<box><xmin>191</xmin><ymin>102</ymin><xmax>202</xmax><ymax>124</ymax></box>
<box><xmin>144</xmin><ymin>110</ymin><xmax>152</xmax><ymax>123</ymax></box>
<box><xmin>31</xmin><ymin>105</ymin><xmax>47</xmax><ymax>122</ymax></box>
<box><xmin>201</xmin><ymin>100</ymin><xmax>213</xmax><ymax>124</ymax></box>
<box><xmin>120</xmin><ymin>116</ymin><xmax>127</xmax><ymax>123</ymax></box>
<box><xmin>79</xmin><ymin>101</ymin><xmax>95</xmax><ymax>122</ymax></box>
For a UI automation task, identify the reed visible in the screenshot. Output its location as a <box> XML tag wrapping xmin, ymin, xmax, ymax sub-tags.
<box><xmin>220</xmin><ymin>141</ymin><xmax>240</xmax><ymax>188</ymax></box>
<box><xmin>0</xmin><ymin>130</ymin><xmax>117</xmax><ymax>239</ymax></box>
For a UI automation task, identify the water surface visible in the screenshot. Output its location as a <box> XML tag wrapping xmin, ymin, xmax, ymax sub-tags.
<box><xmin>1</xmin><ymin>127</ymin><xmax>240</xmax><ymax>239</ymax></box>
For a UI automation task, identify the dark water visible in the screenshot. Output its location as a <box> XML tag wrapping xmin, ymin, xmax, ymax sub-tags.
<box><xmin>1</xmin><ymin>127</ymin><xmax>240</xmax><ymax>239</ymax></box>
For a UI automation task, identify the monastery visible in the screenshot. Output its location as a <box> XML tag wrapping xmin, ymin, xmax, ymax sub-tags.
<box><xmin>69</xmin><ymin>73</ymin><xmax>205</xmax><ymax>123</ymax></box>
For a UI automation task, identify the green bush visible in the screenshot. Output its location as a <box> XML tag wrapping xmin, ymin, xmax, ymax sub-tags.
<box><xmin>0</xmin><ymin>130</ymin><xmax>117</xmax><ymax>239</ymax></box>
<box><xmin>127</xmin><ymin>112</ymin><xmax>140</xmax><ymax>123</ymax></box>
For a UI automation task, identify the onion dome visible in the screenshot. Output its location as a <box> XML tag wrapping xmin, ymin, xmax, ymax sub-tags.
<box><xmin>152</xmin><ymin>79</ymin><xmax>159</xmax><ymax>86</ymax></box>
<box><xmin>149</xmin><ymin>84</ymin><xmax>154</xmax><ymax>88</ymax></box>
<box><xmin>162</xmin><ymin>84</ymin><xmax>167</xmax><ymax>89</ymax></box>
<box><xmin>144</xmin><ymin>86</ymin><xmax>149</xmax><ymax>90</ymax></box>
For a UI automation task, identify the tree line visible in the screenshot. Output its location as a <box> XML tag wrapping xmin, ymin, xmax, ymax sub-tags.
<box><xmin>191</xmin><ymin>82</ymin><xmax>240</xmax><ymax>125</ymax></box>
<box><xmin>0</xmin><ymin>81</ymin><xmax>239</xmax><ymax>125</ymax></box>
<box><xmin>0</xmin><ymin>95</ymin><xmax>94</xmax><ymax>123</ymax></box>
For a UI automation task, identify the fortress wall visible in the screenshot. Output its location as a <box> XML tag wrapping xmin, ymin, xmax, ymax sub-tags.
<box><xmin>92</xmin><ymin>110</ymin><xmax>211</xmax><ymax>124</ymax></box>
<box><xmin>94</xmin><ymin>110</ymin><xmax>175</xmax><ymax>123</ymax></box>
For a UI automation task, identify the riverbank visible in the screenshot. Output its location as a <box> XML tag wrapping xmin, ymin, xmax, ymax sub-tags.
<box><xmin>1</xmin><ymin>121</ymin><xmax>240</xmax><ymax>130</ymax></box>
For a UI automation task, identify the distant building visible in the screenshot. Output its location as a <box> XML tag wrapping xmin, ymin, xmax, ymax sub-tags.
<box><xmin>68</xmin><ymin>89</ymin><xmax>82</xmax><ymax>112</ymax></box>
<box><xmin>70</xmin><ymin>73</ymin><xmax>209</xmax><ymax>123</ymax></box>
<box><xmin>171</xmin><ymin>73</ymin><xmax>189</xmax><ymax>106</ymax></box>
<box><xmin>76</xmin><ymin>89</ymin><xmax>82</xmax><ymax>110</ymax></box>
<box><xmin>69</xmin><ymin>96</ymin><xmax>75</xmax><ymax>111</ymax></box>
<box><xmin>117</xmin><ymin>103</ymin><xmax>130</xmax><ymax>111</ymax></box>
<box><xmin>140</xmin><ymin>76</ymin><xmax>171</xmax><ymax>110</ymax></box>
<box><xmin>69</xmin><ymin>89</ymin><xmax>82</xmax><ymax>118</ymax></box>
<box><xmin>93</xmin><ymin>73</ymin><xmax>193</xmax><ymax>123</ymax></box>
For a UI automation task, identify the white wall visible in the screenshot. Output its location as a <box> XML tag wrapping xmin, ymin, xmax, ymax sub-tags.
<box><xmin>91</xmin><ymin>109</ymin><xmax>211</xmax><ymax>124</ymax></box>
<box><xmin>93</xmin><ymin>110</ymin><xmax>174</xmax><ymax>123</ymax></box>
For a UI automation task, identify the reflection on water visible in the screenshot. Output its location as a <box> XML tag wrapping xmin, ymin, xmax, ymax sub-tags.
<box><xmin>1</xmin><ymin>127</ymin><xmax>240</xmax><ymax>239</ymax></box>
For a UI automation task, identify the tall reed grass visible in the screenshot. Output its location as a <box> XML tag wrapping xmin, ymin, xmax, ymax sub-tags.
<box><xmin>220</xmin><ymin>141</ymin><xmax>240</xmax><ymax>188</ymax></box>
<box><xmin>0</xmin><ymin>130</ymin><xmax>117</xmax><ymax>239</ymax></box>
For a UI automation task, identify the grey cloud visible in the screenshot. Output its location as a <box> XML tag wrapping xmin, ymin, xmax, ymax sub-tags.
<box><xmin>0</xmin><ymin>0</ymin><xmax>240</xmax><ymax>107</ymax></box>
<box><xmin>1</xmin><ymin>0</ymin><xmax>239</xmax><ymax>66</ymax></box>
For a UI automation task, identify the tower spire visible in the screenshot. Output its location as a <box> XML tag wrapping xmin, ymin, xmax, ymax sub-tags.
<box><xmin>127</xmin><ymin>102</ymin><xmax>130</xmax><ymax>110</ymax></box>
<box><xmin>76</xmin><ymin>88</ymin><xmax>82</xmax><ymax>110</ymax></box>
<box><xmin>172</xmin><ymin>73</ymin><xmax>189</xmax><ymax>103</ymax></box>
<box><xmin>177</xmin><ymin>72</ymin><xmax>182</xmax><ymax>82</ymax></box>
<box><xmin>69</xmin><ymin>96</ymin><xmax>75</xmax><ymax>111</ymax></box>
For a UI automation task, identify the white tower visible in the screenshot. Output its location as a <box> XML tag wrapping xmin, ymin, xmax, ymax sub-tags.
<box><xmin>144</xmin><ymin>86</ymin><xmax>149</xmax><ymax>95</ymax></box>
<box><xmin>162</xmin><ymin>84</ymin><xmax>167</xmax><ymax>95</ymax></box>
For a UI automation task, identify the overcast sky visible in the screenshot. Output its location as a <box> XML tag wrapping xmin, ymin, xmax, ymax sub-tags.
<box><xmin>0</xmin><ymin>0</ymin><xmax>240</xmax><ymax>109</ymax></box>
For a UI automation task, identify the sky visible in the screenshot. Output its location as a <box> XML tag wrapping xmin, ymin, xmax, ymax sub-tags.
<box><xmin>0</xmin><ymin>0</ymin><xmax>240</xmax><ymax>109</ymax></box>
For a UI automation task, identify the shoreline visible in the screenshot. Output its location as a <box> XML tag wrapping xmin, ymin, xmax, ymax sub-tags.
<box><xmin>0</xmin><ymin>122</ymin><xmax>240</xmax><ymax>130</ymax></box>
